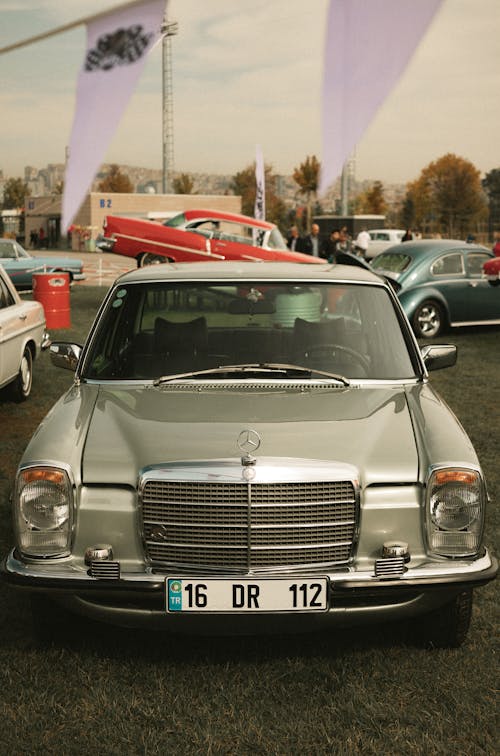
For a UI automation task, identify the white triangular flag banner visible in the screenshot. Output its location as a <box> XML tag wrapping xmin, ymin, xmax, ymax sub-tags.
<box><xmin>320</xmin><ymin>0</ymin><xmax>443</xmax><ymax>194</ymax></box>
<box><xmin>254</xmin><ymin>144</ymin><xmax>265</xmax><ymax>221</ymax></box>
<box><xmin>62</xmin><ymin>0</ymin><xmax>166</xmax><ymax>231</ymax></box>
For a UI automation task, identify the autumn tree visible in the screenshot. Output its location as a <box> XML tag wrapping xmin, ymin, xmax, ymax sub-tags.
<box><xmin>293</xmin><ymin>155</ymin><xmax>320</xmax><ymax>232</ymax></box>
<box><xmin>406</xmin><ymin>153</ymin><xmax>487</xmax><ymax>237</ymax></box>
<box><xmin>231</xmin><ymin>163</ymin><xmax>287</xmax><ymax>229</ymax></box>
<box><xmin>97</xmin><ymin>164</ymin><xmax>133</xmax><ymax>193</ymax></box>
<box><xmin>353</xmin><ymin>181</ymin><xmax>387</xmax><ymax>215</ymax></box>
<box><xmin>2</xmin><ymin>177</ymin><xmax>30</xmax><ymax>209</ymax></box>
<box><xmin>399</xmin><ymin>192</ymin><xmax>415</xmax><ymax>229</ymax></box>
<box><xmin>173</xmin><ymin>173</ymin><xmax>195</xmax><ymax>194</ymax></box>
<box><xmin>482</xmin><ymin>168</ymin><xmax>500</xmax><ymax>234</ymax></box>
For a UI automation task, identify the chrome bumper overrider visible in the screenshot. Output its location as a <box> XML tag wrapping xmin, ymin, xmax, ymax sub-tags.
<box><xmin>95</xmin><ymin>236</ymin><xmax>115</xmax><ymax>252</ymax></box>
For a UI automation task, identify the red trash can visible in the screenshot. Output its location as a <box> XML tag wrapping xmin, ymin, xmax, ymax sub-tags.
<box><xmin>33</xmin><ymin>272</ymin><xmax>71</xmax><ymax>329</ymax></box>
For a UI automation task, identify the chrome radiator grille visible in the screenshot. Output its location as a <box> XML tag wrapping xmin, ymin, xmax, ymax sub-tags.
<box><xmin>142</xmin><ymin>478</ymin><xmax>357</xmax><ymax>572</ymax></box>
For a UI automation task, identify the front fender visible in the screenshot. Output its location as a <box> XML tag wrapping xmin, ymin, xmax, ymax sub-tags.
<box><xmin>398</xmin><ymin>286</ymin><xmax>450</xmax><ymax>323</ymax></box>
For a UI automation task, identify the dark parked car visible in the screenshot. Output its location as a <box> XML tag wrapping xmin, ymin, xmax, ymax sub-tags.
<box><xmin>371</xmin><ymin>240</ymin><xmax>499</xmax><ymax>337</ymax></box>
<box><xmin>2</xmin><ymin>261</ymin><xmax>496</xmax><ymax>647</ymax></box>
<box><xmin>0</xmin><ymin>239</ymin><xmax>85</xmax><ymax>290</ymax></box>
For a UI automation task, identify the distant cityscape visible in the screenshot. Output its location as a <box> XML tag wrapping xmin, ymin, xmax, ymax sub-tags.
<box><xmin>0</xmin><ymin>162</ymin><xmax>408</xmax><ymax>216</ymax></box>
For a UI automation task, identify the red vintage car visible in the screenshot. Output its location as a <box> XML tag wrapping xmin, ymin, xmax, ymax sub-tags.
<box><xmin>483</xmin><ymin>240</ymin><xmax>500</xmax><ymax>285</ymax></box>
<box><xmin>97</xmin><ymin>209</ymin><xmax>321</xmax><ymax>266</ymax></box>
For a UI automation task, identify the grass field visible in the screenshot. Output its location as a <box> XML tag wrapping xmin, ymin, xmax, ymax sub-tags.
<box><xmin>0</xmin><ymin>286</ymin><xmax>497</xmax><ymax>755</ymax></box>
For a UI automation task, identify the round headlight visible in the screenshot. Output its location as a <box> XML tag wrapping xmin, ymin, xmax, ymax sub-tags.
<box><xmin>430</xmin><ymin>480</ymin><xmax>481</xmax><ymax>531</ymax></box>
<box><xmin>20</xmin><ymin>479</ymin><xmax>69</xmax><ymax>530</ymax></box>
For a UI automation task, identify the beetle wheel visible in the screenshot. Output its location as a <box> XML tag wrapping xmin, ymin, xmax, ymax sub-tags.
<box><xmin>412</xmin><ymin>300</ymin><xmax>444</xmax><ymax>338</ymax></box>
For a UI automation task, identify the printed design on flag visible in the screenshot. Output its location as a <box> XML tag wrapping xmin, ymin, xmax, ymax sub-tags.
<box><xmin>85</xmin><ymin>25</ymin><xmax>154</xmax><ymax>71</ymax></box>
<box><xmin>255</xmin><ymin>181</ymin><xmax>264</xmax><ymax>219</ymax></box>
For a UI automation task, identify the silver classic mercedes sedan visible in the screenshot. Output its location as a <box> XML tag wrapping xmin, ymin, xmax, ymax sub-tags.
<box><xmin>3</xmin><ymin>262</ymin><xmax>496</xmax><ymax>646</ymax></box>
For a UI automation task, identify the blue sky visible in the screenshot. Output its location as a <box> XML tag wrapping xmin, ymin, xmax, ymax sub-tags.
<box><xmin>1</xmin><ymin>0</ymin><xmax>499</xmax><ymax>184</ymax></box>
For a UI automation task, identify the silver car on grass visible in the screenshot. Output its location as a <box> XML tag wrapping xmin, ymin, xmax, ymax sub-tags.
<box><xmin>2</xmin><ymin>262</ymin><xmax>496</xmax><ymax>646</ymax></box>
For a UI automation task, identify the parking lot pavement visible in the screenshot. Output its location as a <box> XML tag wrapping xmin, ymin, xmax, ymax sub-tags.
<box><xmin>40</xmin><ymin>249</ymin><xmax>135</xmax><ymax>287</ymax></box>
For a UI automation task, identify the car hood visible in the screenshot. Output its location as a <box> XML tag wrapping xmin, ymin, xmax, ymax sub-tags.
<box><xmin>30</xmin><ymin>255</ymin><xmax>81</xmax><ymax>268</ymax></box>
<box><xmin>80</xmin><ymin>383</ymin><xmax>419</xmax><ymax>487</ymax></box>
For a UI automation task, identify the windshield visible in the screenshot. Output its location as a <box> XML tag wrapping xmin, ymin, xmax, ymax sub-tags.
<box><xmin>82</xmin><ymin>281</ymin><xmax>416</xmax><ymax>382</ymax></box>
<box><xmin>266</xmin><ymin>227</ymin><xmax>288</xmax><ymax>250</ymax></box>
<box><xmin>371</xmin><ymin>253</ymin><xmax>412</xmax><ymax>274</ymax></box>
<box><xmin>163</xmin><ymin>212</ymin><xmax>186</xmax><ymax>228</ymax></box>
<box><xmin>0</xmin><ymin>241</ymin><xmax>29</xmax><ymax>259</ymax></box>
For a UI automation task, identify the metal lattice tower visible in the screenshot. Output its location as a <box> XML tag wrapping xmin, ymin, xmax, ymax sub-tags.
<box><xmin>162</xmin><ymin>19</ymin><xmax>178</xmax><ymax>194</ymax></box>
<box><xmin>340</xmin><ymin>152</ymin><xmax>356</xmax><ymax>215</ymax></box>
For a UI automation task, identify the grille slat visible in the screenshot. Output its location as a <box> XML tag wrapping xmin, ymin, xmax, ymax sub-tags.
<box><xmin>142</xmin><ymin>479</ymin><xmax>356</xmax><ymax>571</ymax></box>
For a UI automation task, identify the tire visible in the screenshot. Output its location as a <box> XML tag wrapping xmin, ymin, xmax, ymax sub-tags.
<box><xmin>138</xmin><ymin>253</ymin><xmax>170</xmax><ymax>267</ymax></box>
<box><xmin>413</xmin><ymin>589</ymin><xmax>473</xmax><ymax>649</ymax></box>
<box><xmin>412</xmin><ymin>300</ymin><xmax>445</xmax><ymax>338</ymax></box>
<box><xmin>10</xmin><ymin>345</ymin><xmax>33</xmax><ymax>402</ymax></box>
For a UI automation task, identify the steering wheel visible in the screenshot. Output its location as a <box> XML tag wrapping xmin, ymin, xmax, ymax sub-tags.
<box><xmin>304</xmin><ymin>343</ymin><xmax>370</xmax><ymax>372</ymax></box>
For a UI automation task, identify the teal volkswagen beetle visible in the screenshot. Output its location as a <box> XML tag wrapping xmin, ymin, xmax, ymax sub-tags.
<box><xmin>371</xmin><ymin>240</ymin><xmax>499</xmax><ymax>337</ymax></box>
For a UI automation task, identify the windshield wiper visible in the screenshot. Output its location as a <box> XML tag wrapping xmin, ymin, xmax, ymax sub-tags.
<box><xmin>154</xmin><ymin>363</ymin><xmax>350</xmax><ymax>386</ymax></box>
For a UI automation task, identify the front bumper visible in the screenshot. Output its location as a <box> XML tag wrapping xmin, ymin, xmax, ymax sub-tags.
<box><xmin>95</xmin><ymin>236</ymin><xmax>115</xmax><ymax>252</ymax></box>
<box><xmin>2</xmin><ymin>549</ymin><xmax>496</xmax><ymax>633</ymax></box>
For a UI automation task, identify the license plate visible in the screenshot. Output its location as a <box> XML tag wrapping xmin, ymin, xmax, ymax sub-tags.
<box><xmin>166</xmin><ymin>577</ymin><xmax>328</xmax><ymax>613</ymax></box>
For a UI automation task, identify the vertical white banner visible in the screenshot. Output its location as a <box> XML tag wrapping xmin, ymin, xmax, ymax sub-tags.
<box><xmin>62</xmin><ymin>0</ymin><xmax>167</xmax><ymax>232</ymax></box>
<box><xmin>319</xmin><ymin>0</ymin><xmax>443</xmax><ymax>194</ymax></box>
<box><xmin>254</xmin><ymin>144</ymin><xmax>265</xmax><ymax>221</ymax></box>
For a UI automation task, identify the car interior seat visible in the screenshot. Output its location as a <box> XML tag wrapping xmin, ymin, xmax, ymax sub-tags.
<box><xmin>153</xmin><ymin>316</ymin><xmax>208</xmax><ymax>374</ymax></box>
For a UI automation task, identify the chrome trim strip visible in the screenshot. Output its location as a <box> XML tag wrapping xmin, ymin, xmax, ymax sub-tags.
<box><xmin>450</xmin><ymin>319</ymin><xmax>500</xmax><ymax>327</ymax></box>
<box><xmin>114</xmin><ymin>232</ymin><xmax>226</xmax><ymax>260</ymax></box>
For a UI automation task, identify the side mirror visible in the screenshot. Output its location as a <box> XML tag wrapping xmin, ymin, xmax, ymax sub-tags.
<box><xmin>50</xmin><ymin>342</ymin><xmax>83</xmax><ymax>372</ymax></box>
<box><xmin>421</xmin><ymin>344</ymin><xmax>457</xmax><ymax>372</ymax></box>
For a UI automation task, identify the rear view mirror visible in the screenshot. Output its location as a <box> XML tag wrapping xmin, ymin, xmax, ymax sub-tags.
<box><xmin>50</xmin><ymin>342</ymin><xmax>83</xmax><ymax>372</ymax></box>
<box><xmin>228</xmin><ymin>298</ymin><xmax>275</xmax><ymax>315</ymax></box>
<box><xmin>421</xmin><ymin>344</ymin><xmax>457</xmax><ymax>371</ymax></box>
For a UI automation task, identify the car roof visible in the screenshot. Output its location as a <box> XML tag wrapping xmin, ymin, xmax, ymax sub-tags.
<box><xmin>115</xmin><ymin>261</ymin><xmax>385</xmax><ymax>285</ymax></box>
<box><xmin>377</xmin><ymin>239</ymin><xmax>492</xmax><ymax>258</ymax></box>
<box><xmin>369</xmin><ymin>228</ymin><xmax>404</xmax><ymax>233</ymax></box>
<box><xmin>182</xmin><ymin>208</ymin><xmax>275</xmax><ymax>231</ymax></box>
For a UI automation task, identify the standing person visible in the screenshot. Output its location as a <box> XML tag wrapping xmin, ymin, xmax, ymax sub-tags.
<box><xmin>338</xmin><ymin>227</ymin><xmax>352</xmax><ymax>253</ymax></box>
<box><xmin>492</xmin><ymin>231</ymin><xmax>500</xmax><ymax>257</ymax></box>
<box><xmin>286</xmin><ymin>225</ymin><xmax>301</xmax><ymax>252</ymax></box>
<box><xmin>321</xmin><ymin>228</ymin><xmax>341</xmax><ymax>262</ymax></box>
<box><xmin>38</xmin><ymin>227</ymin><xmax>46</xmax><ymax>249</ymax></box>
<box><xmin>354</xmin><ymin>227</ymin><xmax>370</xmax><ymax>257</ymax></box>
<box><xmin>301</xmin><ymin>223</ymin><xmax>321</xmax><ymax>257</ymax></box>
<box><xmin>402</xmin><ymin>229</ymin><xmax>413</xmax><ymax>242</ymax></box>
